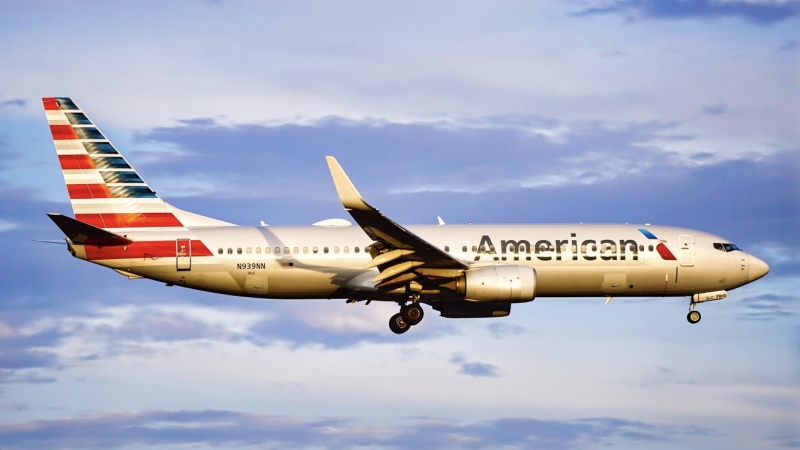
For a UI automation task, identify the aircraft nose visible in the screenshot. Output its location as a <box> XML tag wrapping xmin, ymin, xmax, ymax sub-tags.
<box><xmin>748</xmin><ymin>255</ymin><xmax>770</xmax><ymax>282</ymax></box>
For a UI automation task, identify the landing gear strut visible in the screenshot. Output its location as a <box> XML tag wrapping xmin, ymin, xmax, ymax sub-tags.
<box><xmin>687</xmin><ymin>302</ymin><xmax>701</xmax><ymax>324</ymax></box>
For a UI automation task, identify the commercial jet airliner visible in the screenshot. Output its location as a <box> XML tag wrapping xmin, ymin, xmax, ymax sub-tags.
<box><xmin>43</xmin><ymin>97</ymin><xmax>770</xmax><ymax>333</ymax></box>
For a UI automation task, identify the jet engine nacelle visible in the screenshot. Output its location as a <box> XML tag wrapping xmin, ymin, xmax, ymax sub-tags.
<box><xmin>455</xmin><ymin>265</ymin><xmax>537</xmax><ymax>303</ymax></box>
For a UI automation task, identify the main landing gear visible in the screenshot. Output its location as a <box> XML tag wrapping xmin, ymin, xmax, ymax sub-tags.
<box><xmin>389</xmin><ymin>295</ymin><xmax>425</xmax><ymax>334</ymax></box>
<box><xmin>687</xmin><ymin>301</ymin><xmax>701</xmax><ymax>324</ymax></box>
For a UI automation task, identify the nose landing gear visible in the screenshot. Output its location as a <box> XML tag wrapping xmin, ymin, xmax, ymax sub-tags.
<box><xmin>687</xmin><ymin>301</ymin><xmax>701</xmax><ymax>324</ymax></box>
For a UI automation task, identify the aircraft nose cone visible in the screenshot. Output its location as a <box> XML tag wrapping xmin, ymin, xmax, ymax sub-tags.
<box><xmin>748</xmin><ymin>255</ymin><xmax>770</xmax><ymax>282</ymax></box>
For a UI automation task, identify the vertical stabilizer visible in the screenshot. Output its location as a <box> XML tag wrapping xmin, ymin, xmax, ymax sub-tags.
<box><xmin>43</xmin><ymin>97</ymin><xmax>231</xmax><ymax>229</ymax></box>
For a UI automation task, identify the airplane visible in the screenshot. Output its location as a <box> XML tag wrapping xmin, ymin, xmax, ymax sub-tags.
<box><xmin>43</xmin><ymin>97</ymin><xmax>770</xmax><ymax>334</ymax></box>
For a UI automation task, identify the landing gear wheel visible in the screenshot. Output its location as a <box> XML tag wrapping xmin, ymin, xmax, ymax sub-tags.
<box><xmin>402</xmin><ymin>303</ymin><xmax>424</xmax><ymax>326</ymax></box>
<box><xmin>687</xmin><ymin>310</ymin><xmax>701</xmax><ymax>324</ymax></box>
<box><xmin>389</xmin><ymin>313</ymin><xmax>410</xmax><ymax>334</ymax></box>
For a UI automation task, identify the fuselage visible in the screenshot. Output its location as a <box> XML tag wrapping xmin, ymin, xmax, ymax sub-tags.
<box><xmin>69</xmin><ymin>223</ymin><xmax>767</xmax><ymax>301</ymax></box>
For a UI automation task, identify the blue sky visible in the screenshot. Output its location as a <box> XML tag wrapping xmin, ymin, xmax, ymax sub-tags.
<box><xmin>0</xmin><ymin>1</ymin><xmax>798</xmax><ymax>449</ymax></box>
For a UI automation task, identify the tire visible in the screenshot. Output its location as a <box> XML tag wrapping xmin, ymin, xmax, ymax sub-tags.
<box><xmin>687</xmin><ymin>310</ymin><xmax>701</xmax><ymax>324</ymax></box>
<box><xmin>389</xmin><ymin>313</ymin><xmax>410</xmax><ymax>334</ymax></box>
<box><xmin>402</xmin><ymin>304</ymin><xmax>424</xmax><ymax>326</ymax></box>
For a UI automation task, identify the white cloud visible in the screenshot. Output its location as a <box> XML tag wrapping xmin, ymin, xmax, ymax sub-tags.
<box><xmin>0</xmin><ymin>219</ymin><xmax>17</xmax><ymax>233</ymax></box>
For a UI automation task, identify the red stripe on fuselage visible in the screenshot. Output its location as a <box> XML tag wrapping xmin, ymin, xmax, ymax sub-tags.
<box><xmin>76</xmin><ymin>213</ymin><xmax>184</xmax><ymax>228</ymax></box>
<box><xmin>85</xmin><ymin>240</ymin><xmax>213</xmax><ymax>260</ymax></box>
<box><xmin>59</xmin><ymin>154</ymin><xmax>95</xmax><ymax>170</ymax></box>
<box><xmin>67</xmin><ymin>184</ymin><xmax>112</xmax><ymax>199</ymax></box>
<box><xmin>50</xmin><ymin>124</ymin><xmax>78</xmax><ymax>140</ymax></box>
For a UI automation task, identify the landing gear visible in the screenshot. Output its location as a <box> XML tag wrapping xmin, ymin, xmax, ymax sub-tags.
<box><xmin>389</xmin><ymin>293</ymin><xmax>425</xmax><ymax>334</ymax></box>
<box><xmin>687</xmin><ymin>301</ymin><xmax>701</xmax><ymax>324</ymax></box>
<box><xmin>389</xmin><ymin>313</ymin><xmax>410</xmax><ymax>334</ymax></box>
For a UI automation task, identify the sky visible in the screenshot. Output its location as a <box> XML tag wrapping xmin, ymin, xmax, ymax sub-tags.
<box><xmin>0</xmin><ymin>0</ymin><xmax>798</xmax><ymax>449</ymax></box>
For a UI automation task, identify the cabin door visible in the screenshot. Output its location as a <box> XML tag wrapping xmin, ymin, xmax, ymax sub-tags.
<box><xmin>679</xmin><ymin>235</ymin><xmax>694</xmax><ymax>267</ymax></box>
<box><xmin>176</xmin><ymin>238</ymin><xmax>192</xmax><ymax>271</ymax></box>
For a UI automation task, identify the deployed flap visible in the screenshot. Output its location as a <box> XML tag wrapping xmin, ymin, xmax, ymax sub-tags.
<box><xmin>47</xmin><ymin>213</ymin><xmax>133</xmax><ymax>246</ymax></box>
<box><xmin>325</xmin><ymin>156</ymin><xmax>468</xmax><ymax>271</ymax></box>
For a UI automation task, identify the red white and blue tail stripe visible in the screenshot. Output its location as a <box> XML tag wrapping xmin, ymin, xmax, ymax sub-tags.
<box><xmin>44</xmin><ymin>97</ymin><xmax>230</xmax><ymax>230</ymax></box>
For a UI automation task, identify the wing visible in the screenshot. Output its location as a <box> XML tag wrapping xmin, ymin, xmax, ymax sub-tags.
<box><xmin>326</xmin><ymin>156</ymin><xmax>468</xmax><ymax>290</ymax></box>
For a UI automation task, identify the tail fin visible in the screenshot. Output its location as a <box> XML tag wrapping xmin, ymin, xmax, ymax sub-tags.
<box><xmin>43</xmin><ymin>97</ymin><xmax>231</xmax><ymax>229</ymax></box>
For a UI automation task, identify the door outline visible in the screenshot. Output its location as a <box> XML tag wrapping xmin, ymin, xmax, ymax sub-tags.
<box><xmin>679</xmin><ymin>235</ymin><xmax>694</xmax><ymax>267</ymax></box>
<box><xmin>176</xmin><ymin>238</ymin><xmax>192</xmax><ymax>271</ymax></box>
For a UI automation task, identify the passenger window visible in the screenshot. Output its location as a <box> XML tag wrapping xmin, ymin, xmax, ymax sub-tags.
<box><xmin>344</xmin><ymin>246</ymin><xmax>349</xmax><ymax>253</ymax></box>
<box><xmin>444</xmin><ymin>245</ymin><xmax>450</xmax><ymax>252</ymax></box>
<box><xmin>639</xmin><ymin>245</ymin><xmax>644</xmax><ymax>252</ymax></box>
<box><xmin>472</xmin><ymin>246</ymin><xmax>477</xmax><ymax>252</ymax></box>
<box><xmin>227</xmin><ymin>248</ymin><xmax>233</xmax><ymax>255</ymax></box>
<box><xmin>303</xmin><ymin>247</ymin><xmax>308</xmax><ymax>254</ymax></box>
<box><xmin>265</xmin><ymin>247</ymin><xmax>271</xmax><ymax>254</ymax></box>
<box><xmin>354</xmin><ymin>246</ymin><xmax>360</xmax><ymax>253</ymax></box>
<box><xmin>293</xmin><ymin>247</ymin><xmax>299</xmax><ymax>254</ymax></box>
<box><xmin>648</xmin><ymin>245</ymin><xmax>654</xmax><ymax>252</ymax></box>
<box><xmin>324</xmin><ymin>247</ymin><xmax>329</xmax><ymax>254</ymax></box>
<box><xmin>237</xmin><ymin>248</ymin><xmax>242</xmax><ymax>254</ymax></box>
<box><xmin>218</xmin><ymin>248</ymin><xmax>223</xmax><ymax>255</ymax></box>
<box><xmin>334</xmin><ymin>247</ymin><xmax>339</xmax><ymax>253</ymax></box>
<box><xmin>256</xmin><ymin>247</ymin><xmax>261</xmax><ymax>255</ymax></box>
<box><xmin>285</xmin><ymin>247</ymin><xmax>290</xmax><ymax>254</ymax></box>
<box><xmin>246</xmin><ymin>247</ymin><xmax>252</xmax><ymax>254</ymax></box>
<box><xmin>275</xmin><ymin>247</ymin><xmax>281</xmax><ymax>255</ymax></box>
<box><xmin>313</xmin><ymin>247</ymin><xmax>318</xmax><ymax>254</ymax></box>
<box><xmin>462</xmin><ymin>245</ymin><xmax>467</xmax><ymax>252</ymax></box>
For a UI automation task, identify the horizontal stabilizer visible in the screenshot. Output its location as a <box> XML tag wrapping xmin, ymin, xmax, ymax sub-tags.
<box><xmin>47</xmin><ymin>213</ymin><xmax>133</xmax><ymax>246</ymax></box>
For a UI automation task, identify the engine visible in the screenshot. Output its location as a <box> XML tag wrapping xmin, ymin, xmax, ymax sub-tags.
<box><xmin>453</xmin><ymin>265</ymin><xmax>537</xmax><ymax>303</ymax></box>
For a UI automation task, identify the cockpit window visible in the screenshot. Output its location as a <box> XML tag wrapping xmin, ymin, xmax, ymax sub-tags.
<box><xmin>713</xmin><ymin>242</ymin><xmax>741</xmax><ymax>252</ymax></box>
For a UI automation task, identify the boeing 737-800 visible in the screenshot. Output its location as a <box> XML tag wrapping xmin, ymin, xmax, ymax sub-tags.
<box><xmin>43</xmin><ymin>97</ymin><xmax>770</xmax><ymax>334</ymax></box>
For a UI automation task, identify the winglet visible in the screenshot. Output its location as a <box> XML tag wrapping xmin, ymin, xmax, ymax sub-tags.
<box><xmin>325</xmin><ymin>156</ymin><xmax>372</xmax><ymax>211</ymax></box>
<box><xmin>47</xmin><ymin>213</ymin><xmax>133</xmax><ymax>246</ymax></box>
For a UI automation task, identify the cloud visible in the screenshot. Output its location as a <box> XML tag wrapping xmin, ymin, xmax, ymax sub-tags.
<box><xmin>0</xmin><ymin>323</ymin><xmax>63</xmax><ymax>373</ymax></box>
<box><xmin>451</xmin><ymin>353</ymin><xmax>501</xmax><ymax>377</ymax></box>
<box><xmin>133</xmin><ymin>114</ymin><xmax>747</xmax><ymax>199</ymax></box>
<box><xmin>245</xmin><ymin>306</ymin><xmax>452</xmax><ymax>350</ymax></box>
<box><xmin>737</xmin><ymin>294</ymin><xmax>799</xmax><ymax>320</ymax></box>
<box><xmin>0</xmin><ymin>218</ymin><xmax>18</xmax><ymax>233</ymax></box>
<box><xmin>0</xmin><ymin>409</ymin><xmax>715</xmax><ymax>450</ymax></box>
<box><xmin>107</xmin><ymin>310</ymin><xmax>238</xmax><ymax>342</ymax></box>
<box><xmin>0</xmin><ymin>97</ymin><xmax>25</xmax><ymax>109</ymax></box>
<box><xmin>701</xmin><ymin>103</ymin><xmax>728</xmax><ymax>116</ymax></box>
<box><xmin>573</xmin><ymin>0</ymin><xmax>800</xmax><ymax>24</ymax></box>
<box><xmin>486</xmin><ymin>322</ymin><xmax>525</xmax><ymax>339</ymax></box>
